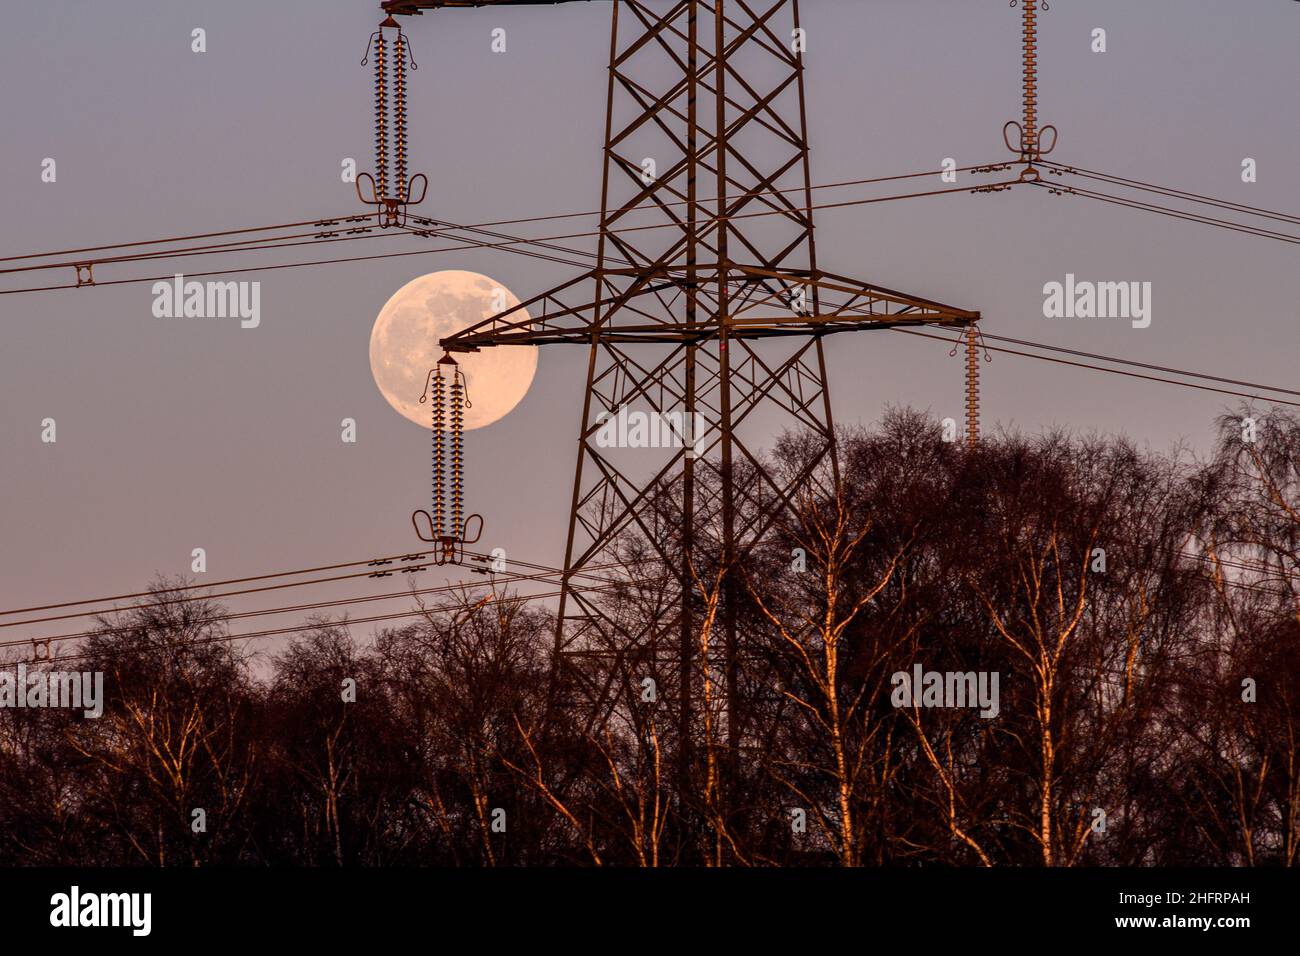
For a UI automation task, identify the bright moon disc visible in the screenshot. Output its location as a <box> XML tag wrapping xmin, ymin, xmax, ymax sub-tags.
<box><xmin>370</xmin><ymin>270</ymin><xmax>537</xmax><ymax>430</ymax></box>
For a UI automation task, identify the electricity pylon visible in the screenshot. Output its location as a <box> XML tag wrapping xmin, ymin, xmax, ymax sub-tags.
<box><xmin>385</xmin><ymin>0</ymin><xmax>979</xmax><ymax>773</ymax></box>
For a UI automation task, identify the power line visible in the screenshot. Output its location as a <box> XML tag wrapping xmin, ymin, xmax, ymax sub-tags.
<box><xmin>0</xmin><ymin>233</ymin><xmax>594</xmax><ymax>295</ymax></box>
<box><xmin>0</xmin><ymin>224</ymin><xmax>415</xmax><ymax>279</ymax></box>
<box><xmin>893</xmin><ymin>327</ymin><xmax>1300</xmax><ymax>410</ymax></box>
<box><xmin>0</xmin><ymin>547</ymin><xmax>434</xmax><ymax>617</ymax></box>
<box><xmin>0</xmin><ymin>213</ymin><xmax>371</xmax><ymax>266</ymax></box>
<box><xmin>0</xmin><ymin>563</ymin><xmax>642</xmax><ymax>653</ymax></box>
<box><xmin>4</xmin><ymin>156</ymin><xmax>1293</xmax><ymax>332</ymax></box>
<box><xmin>7</xmin><ymin>170</ymin><xmax>1288</xmax><ymax>414</ymax></box>
<box><xmin>4</xmin><ymin>195</ymin><xmax>1291</xmax><ymax>434</ymax></box>
<box><xmin>0</xmin><ymin>172</ymin><xmax>1015</xmax><ymax>296</ymax></box>
<box><xmin>461</xmin><ymin>161</ymin><xmax>1016</xmax><ymax>231</ymax></box>
<box><xmin>9</xmin><ymin>159</ymin><xmax>1294</xmax><ymax>294</ymax></box>
<box><xmin>0</xmin><ymin>548</ymin><xmax>624</xmax><ymax>627</ymax></box>
<box><xmin>1041</xmin><ymin>161</ymin><xmax>1300</xmax><ymax>228</ymax></box>
<box><xmin>0</xmin><ymin>161</ymin><xmax>1006</xmax><ymax>271</ymax></box>
<box><xmin>0</xmin><ymin>582</ymin><xmax>624</xmax><ymax>671</ymax></box>
<box><xmin>977</xmin><ymin>332</ymin><xmax>1300</xmax><ymax>400</ymax></box>
<box><xmin>1032</xmin><ymin>180</ymin><xmax>1300</xmax><ymax>246</ymax></box>
<box><xmin>5</xmin><ymin>544</ymin><xmax>1290</xmax><ymax>670</ymax></box>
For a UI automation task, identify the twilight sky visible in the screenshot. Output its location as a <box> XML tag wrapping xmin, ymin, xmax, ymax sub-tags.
<box><xmin>2</xmin><ymin>0</ymin><xmax>1297</xmax><ymax>643</ymax></box>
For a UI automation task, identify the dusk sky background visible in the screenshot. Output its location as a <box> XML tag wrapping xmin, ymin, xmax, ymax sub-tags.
<box><xmin>2</xmin><ymin>0</ymin><xmax>1297</xmax><ymax>645</ymax></box>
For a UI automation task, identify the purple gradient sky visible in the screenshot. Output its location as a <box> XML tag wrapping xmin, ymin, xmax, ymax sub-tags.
<box><xmin>2</xmin><ymin>0</ymin><xmax>1297</xmax><ymax>641</ymax></box>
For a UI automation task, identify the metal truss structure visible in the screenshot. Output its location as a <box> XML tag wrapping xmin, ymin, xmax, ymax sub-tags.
<box><xmin>384</xmin><ymin>0</ymin><xmax>980</xmax><ymax>757</ymax></box>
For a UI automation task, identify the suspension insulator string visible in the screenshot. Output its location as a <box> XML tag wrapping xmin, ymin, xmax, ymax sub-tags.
<box><xmin>1021</xmin><ymin>0</ymin><xmax>1037</xmax><ymax>161</ymax></box>
<box><xmin>373</xmin><ymin>30</ymin><xmax>389</xmax><ymax>202</ymax></box>
<box><xmin>393</xmin><ymin>30</ymin><xmax>409</xmax><ymax>203</ymax></box>
<box><xmin>415</xmin><ymin>353</ymin><xmax>469</xmax><ymax>552</ymax></box>
<box><xmin>416</xmin><ymin>366</ymin><xmax>446</xmax><ymax>542</ymax></box>
<box><xmin>965</xmin><ymin>321</ymin><xmax>980</xmax><ymax>448</ymax></box>
<box><xmin>433</xmin><ymin>364</ymin><xmax>447</xmax><ymax>538</ymax></box>
<box><xmin>449</xmin><ymin>368</ymin><xmax>465</xmax><ymax>536</ymax></box>
<box><xmin>1004</xmin><ymin>0</ymin><xmax>1055</xmax><ymax>181</ymax></box>
<box><xmin>361</xmin><ymin>15</ymin><xmax>422</xmax><ymax>224</ymax></box>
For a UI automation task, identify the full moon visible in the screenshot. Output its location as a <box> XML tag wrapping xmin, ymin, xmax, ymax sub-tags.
<box><xmin>370</xmin><ymin>270</ymin><xmax>538</xmax><ymax>430</ymax></box>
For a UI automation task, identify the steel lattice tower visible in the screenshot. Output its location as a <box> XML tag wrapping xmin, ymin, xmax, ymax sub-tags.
<box><xmin>385</xmin><ymin>0</ymin><xmax>978</xmax><ymax>761</ymax></box>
